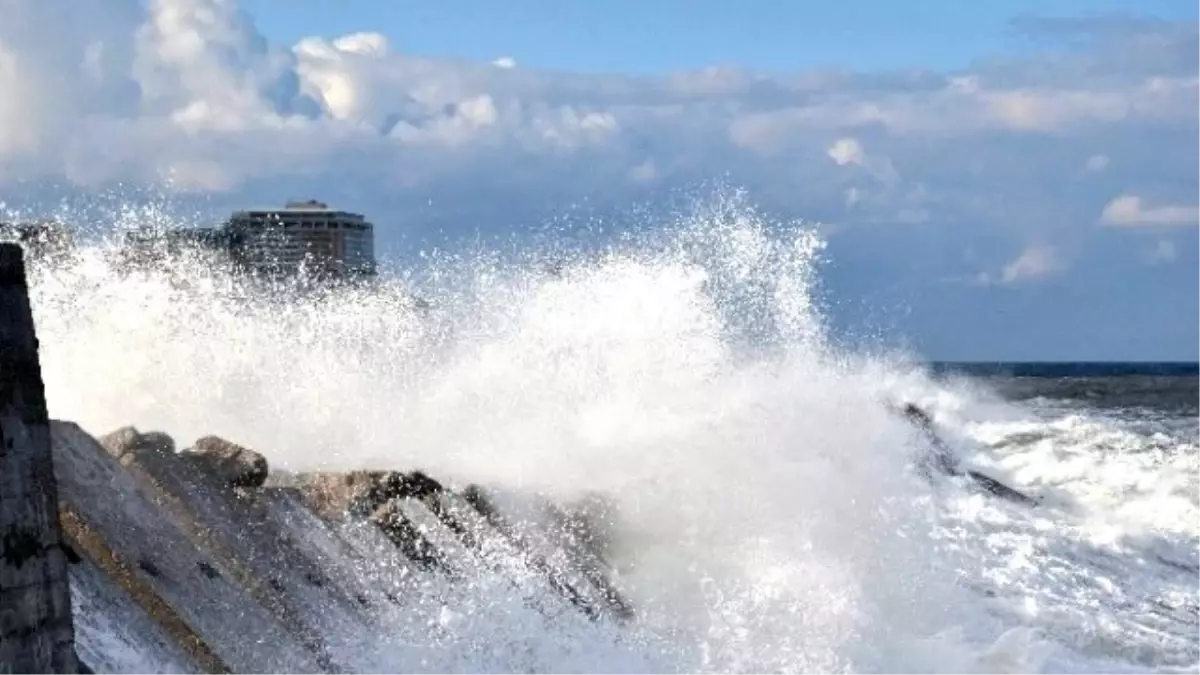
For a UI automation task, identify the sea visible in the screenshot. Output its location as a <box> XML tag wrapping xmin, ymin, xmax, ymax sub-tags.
<box><xmin>922</xmin><ymin>362</ymin><xmax>1198</xmax><ymax>673</ymax></box>
<box><xmin>18</xmin><ymin>193</ymin><xmax>1199</xmax><ymax>673</ymax></box>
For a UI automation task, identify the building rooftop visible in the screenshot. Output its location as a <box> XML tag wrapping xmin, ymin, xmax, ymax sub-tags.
<box><xmin>283</xmin><ymin>199</ymin><xmax>331</xmax><ymax>211</ymax></box>
<box><xmin>231</xmin><ymin>201</ymin><xmax>367</xmax><ymax>220</ymax></box>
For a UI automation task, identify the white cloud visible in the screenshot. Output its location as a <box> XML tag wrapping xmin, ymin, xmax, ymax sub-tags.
<box><xmin>0</xmin><ymin>0</ymin><xmax>1194</xmax><ymax>267</ymax></box>
<box><xmin>132</xmin><ymin>0</ymin><xmax>317</xmax><ymax>130</ymax></box>
<box><xmin>981</xmin><ymin>89</ymin><xmax>1130</xmax><ymax>132</ymax></box>
<box><xmin>333</xmin><ymin>33</ymin><xmax>390</xmax><ymax>58</ymax></box>
<box><xmin>828</xmin><ymin>138</ymin><xmax>865</xmax><ymax>166</ymax></box>
<box><xmin>1100</xmin><ymin>194</ymin><xmax>1200</xmax><ymax>228</ymax></box>
<box><xmin>0</xmin><ymin>2</ymin><xmax>1193</xmax><ymax>362</ymax></box>
<box><xmin>825</xmin><ymin>137</ymin><xmax>900</xmax><ymax>193</ymax></box>
<box><xmin>1000</xmin><ymin>245</ymin><xmax>1064</xmax><ymax>284</ymax></box>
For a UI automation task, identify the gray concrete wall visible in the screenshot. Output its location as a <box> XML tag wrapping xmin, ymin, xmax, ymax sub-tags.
<box><xmin>0</xmin><ymin>243</ymin><xmax>79</xmax><ymax>673</ymax></box>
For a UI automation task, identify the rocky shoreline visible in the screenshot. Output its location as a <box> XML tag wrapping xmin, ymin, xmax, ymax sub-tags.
<box><xmin>0</xmin><ymin>239</ymin><xmax>632</xmax><ymax>674</ymax></box>
<box><xmin>51</xmin><ymin>422</ymin><xmax>632</xmax><ymax>673</ymax></box>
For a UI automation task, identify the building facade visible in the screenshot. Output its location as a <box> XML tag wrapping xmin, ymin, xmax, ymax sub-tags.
<box><xmin>225</xmin><ymin>200</ymin><xmax>376</xmax><ymax>279</ymax></box>
<box><xmin>115</xmin><ymin>200</ymin><xmax>378</xmax><ymax>282</ymax></box>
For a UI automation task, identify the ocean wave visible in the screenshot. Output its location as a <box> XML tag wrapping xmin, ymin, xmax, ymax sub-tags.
<box><xmin>18</xmin><ymin>190</ymin><xmax>1194</xmax><ymax>672</ymax></box>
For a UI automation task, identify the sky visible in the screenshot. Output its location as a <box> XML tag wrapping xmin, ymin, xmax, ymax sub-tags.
<box><xmin>0</xmin><ymin>0</ymin><xmax>1196</xmax><ymax>361</ymax></box>
<box><xmin>238</xmin><ymin>0</ymin><xmax>1199</xmax><ymax>74</ymax></box>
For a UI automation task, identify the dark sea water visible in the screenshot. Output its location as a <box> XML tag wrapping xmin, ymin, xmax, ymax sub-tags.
<box><xmin>935</xmin><ymin>363</ymin><xmax>1199</xmax><ymax>448</ymax></box>
<box><xmin>931</xmin><ymin>362</ymin><xmax>1199</xmax><ymax>414</ymax></box>
<box><xmin>929</xmin><ymin>362</ymin><xmax>1198</xmax><ymax>378</ymax></box>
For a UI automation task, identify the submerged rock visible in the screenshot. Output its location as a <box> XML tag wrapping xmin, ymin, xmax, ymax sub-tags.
<box><xmin>182</xmin><ymin>436</ymin><xmax>268</xmax><ymax>489</ymax></box>
<box><xmin>964</xmin><ymin>470</ymin><xmax>1041</xmax><ymax>507</ymax></box>
<box><xmin>893</xmin><ymin>402</ymin><xmax>1041</xmax><ymax>506</ymax></box>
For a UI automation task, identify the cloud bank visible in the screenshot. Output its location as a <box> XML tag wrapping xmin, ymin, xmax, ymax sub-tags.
<box><xmin>0</xmin><ymin>0</ymin><xmax>1196</xmax><ymax>359</ymax></box>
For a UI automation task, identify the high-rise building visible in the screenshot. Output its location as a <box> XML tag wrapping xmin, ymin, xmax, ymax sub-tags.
<box><xmin>115</xmin><ymin>200</ymin><xmax>379</xmax><ymax>283</ymax></box>
<box><xmin>225</xmin><ymin>200</ymin><xmax>376</xmax><ymax>279</ymax></box>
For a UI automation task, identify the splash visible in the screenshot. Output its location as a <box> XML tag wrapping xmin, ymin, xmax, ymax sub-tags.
<box><xmin>24</xmin><ymin>189</ymin><xmax>1046</xmax><ymax>672</ymax></box>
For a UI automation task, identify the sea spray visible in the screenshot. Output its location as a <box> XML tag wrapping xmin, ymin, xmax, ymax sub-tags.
<box><xmin>25</xmin><ymin>190</ymin><xmax>1066</xmax><ymax>672</ymax></box>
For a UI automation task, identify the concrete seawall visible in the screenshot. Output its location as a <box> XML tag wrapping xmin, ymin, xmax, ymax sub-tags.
<box><xmin>0</xmin><ymin>243</ymin><xmax>79</xmax><ymax>673</ymax></box>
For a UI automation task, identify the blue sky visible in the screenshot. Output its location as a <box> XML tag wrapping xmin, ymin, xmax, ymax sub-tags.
<box><xmin>0</xmin><ymin>0</ymin><xmax>1196</xmax><ymax>361</ymax></box>
<box><xmin>239</xmin><ymin>0</ymin><xmax>1198</xmax><ymax>74</ymax></box>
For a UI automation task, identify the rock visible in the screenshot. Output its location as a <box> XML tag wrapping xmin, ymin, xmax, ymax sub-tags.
<box><xmin>396</xmin><ymin>471</ymin><xmax>444</xmax><ymax>501</ymax></box>
<box><xmin>51</xmin><ymin>422</ymin><xmax>341</xmax><ymax>673</ymax></box>
<box><xmin>183</xmin><ymin>436</ymin><xmax>268</xmax><ymax>489</ymax></box>
<box><xmin>894</xmin><ymin>404</ymin><xmax>958</xmax><ymax>477</ymax></box>
<box><xmin>461</xmin><ymin>484</ymin><xmax>495</xmax><ymax>520</ymax></box>
<box><xmin>895</xmin><ymin>403</ymin><xmax>1041</xmax><ymax>506</ymax></box>
<box><xmin>965</xmin><ymin>470</ymin><xmax>1041</xmax><ymax>506</ymax></box>
<box><xmin>285</xmin><ymin>471</ymin><xmax>386</xmax><ymax>520</ymax></box>
<box><xmin>99</xmin><ymin>427</ymin><xmax>175</xmax><ymax>462</ymax></box>
<box><xmin>354</xmin><ymin>472</ymin><xmax>405</xmax><ymax>517</ymax></box>
<box><xmin>369</xmin><ymin>499</ymin><xmax>446</xmax><ymax>572</ymax></box>
<box><xmin>288</xmin><ymin>470</ymin><xmax>445</xmax><ymax>520</ymax></box>
<box><xmin>340</xmin><ymin>471</ymin><xmax>449</xmax><ymax>535</ymax></box>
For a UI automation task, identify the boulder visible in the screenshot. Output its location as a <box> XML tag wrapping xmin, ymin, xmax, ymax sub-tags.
<box><xmin>354</xmin><ymin>472</ymin><xmax>404</xmax><ymax>516</ymax></box>
<box><xmin>395</xmin><ymin>471</ymin><xmax>444</xmax><ymax>501</ymax></box>
<box><xmin>461</xmin><ymin>484</ymin><xmax>503</xmax><ymax>524</ymax></box>
<box><xmin>286</xmin><ymin>470</ymin><xmax>445</xmax><ymax>520</ymax></box>
<box><xmin>182</xmin><ymin>436</ymin><xmax>268</xmax><ymax>488</ymax></box>
<box><xmin>283</xmin><ymin>471</ymin><xmax>387</xmax><ymax>519</ymax></box>
<box><xmin>98</xmin><ymin>427</ymin><xmax>176</xmax><ymax>461</ymax></box>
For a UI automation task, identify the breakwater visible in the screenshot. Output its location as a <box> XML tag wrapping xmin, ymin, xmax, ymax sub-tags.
<box><xmin>0</xmin><ymin>240</ymin><xmax>629</xmax><ymax>673</ymax></box>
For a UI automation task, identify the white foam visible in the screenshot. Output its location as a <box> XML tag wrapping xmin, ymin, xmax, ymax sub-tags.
<box><xmin>921</xmin><ymin>387</ymin><xmax>1198</xmax><ymax>671</ymax></box>
<box><xmin>21</xmin><ymin>190</ymin><xmax>1194</xmax><ymax>672</ymax></box>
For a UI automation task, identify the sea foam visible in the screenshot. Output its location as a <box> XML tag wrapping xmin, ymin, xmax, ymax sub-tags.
<box><xmin>22</xmin><ymin>190</ymin><xmax>1146</xmax><ymax>672</ymax></box>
